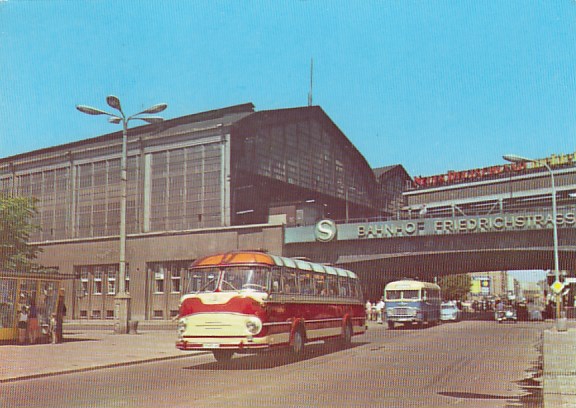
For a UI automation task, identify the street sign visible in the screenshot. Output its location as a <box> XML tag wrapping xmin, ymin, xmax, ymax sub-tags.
<box><xmin>551</xmin><ymin>280</ymin><xmax>565</xmax><ymax>295</ymax></box>
<box><xmin>565</xmin><ymin>277</ymin><xmax>576</xmax><ymax>284</ymax></box>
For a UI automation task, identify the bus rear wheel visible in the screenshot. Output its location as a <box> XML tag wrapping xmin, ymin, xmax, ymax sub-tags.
<box><xmin>340</xmin><ymin>322</ymin><xmax>353</xmax><ymax>347</ymax></box>
<box><xmin>213</xmin><ymin>350</ymin><xmax>234</xmax><ymax>362</ymax></box>
<box><xmin>292</xmin><ymin>329</ymin><xmax>305</xmax><ymax>356</ymax></box>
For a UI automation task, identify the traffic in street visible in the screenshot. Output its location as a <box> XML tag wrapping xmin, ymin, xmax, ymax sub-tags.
<box><xmin>1</xmin><ymin>319</ymin><xmax>547</xmax><ymax>408</ymax></box>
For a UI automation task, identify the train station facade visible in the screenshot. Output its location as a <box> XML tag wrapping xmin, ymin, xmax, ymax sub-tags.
<box><xmin>1</xmin><ymin>103</ymin><xmax>399</xmax><ymax>321</ymax></box>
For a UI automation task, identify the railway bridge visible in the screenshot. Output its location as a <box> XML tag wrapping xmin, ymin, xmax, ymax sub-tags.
<box><xmin>284</xmin><ymin>206</ymin><xmax>576</xmax><ymax>298</ymax></box>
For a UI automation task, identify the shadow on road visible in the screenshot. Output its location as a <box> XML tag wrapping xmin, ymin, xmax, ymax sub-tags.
<box><xmin>184</xmin><ymin>341</ymin><xmax>369</xmax><ymax>371</ymax></box>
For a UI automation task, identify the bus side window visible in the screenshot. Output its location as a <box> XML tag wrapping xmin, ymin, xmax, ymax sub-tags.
<box><xmin>270</xmin><ymin>268</ymin><xmax>282</xmax><ymax>293</ymax></box>
<box><xmin>339</xmin><ymin>277</ymin><xmax>349</xmax><ymax>297</ymax></box>
<box><xmin>282</xmin><ymin>268</ymin><xmax>298</xmax><ymax>294</ymax></box>
<box><xmin>348</xmin><ymin>279</ymin><xmax>357</xmax><ymax>298</ymax></box>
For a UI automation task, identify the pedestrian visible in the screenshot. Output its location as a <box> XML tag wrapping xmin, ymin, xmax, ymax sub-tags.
<box><xmin>365</xmin><ymin>300</ymin><xmax>372</xmax><ymax>320</ymax></box>
<box><xmin>49</xmin><ymin>313</ymin><xmax>58</xmax><ymax>344</ymax></box>
<box><xmin>28</xmin><ymin>298</ymin><xmax>40</xmax><ymax>344</ymax></box>
<box><xmin>55</xmin><ymin>292</ymin><xmax>66</xmax><ymax>343</ymax></box>
<box><xmin>17</xmin><ymin>306</ymin><xmax>28</xmax><ymax>344</ymax></box>
<box><xmin>376</xmin><ymin>297</ymin><xmax>385</xmax><ymax>324</ymax></box>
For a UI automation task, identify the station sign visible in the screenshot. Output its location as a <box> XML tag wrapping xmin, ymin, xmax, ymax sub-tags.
<box><xmin>285</xmin><ymin>209</ymin><xmax>575</xmax><ymax>244</ymax></box>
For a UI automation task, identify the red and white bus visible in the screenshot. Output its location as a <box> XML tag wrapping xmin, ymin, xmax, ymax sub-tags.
<box><xmin>176</xmin><ymin>251</ymin><xmax>366</xmax><ymax>362</ymax></box>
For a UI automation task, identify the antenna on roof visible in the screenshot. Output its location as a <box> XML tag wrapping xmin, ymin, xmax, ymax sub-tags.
<box><xmin>308</xmin><ymin>58</ymin><xmax>314</xmax><ymax>106</ymax></box>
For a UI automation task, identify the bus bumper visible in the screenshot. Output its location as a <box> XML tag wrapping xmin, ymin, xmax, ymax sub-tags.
<box><xmin>176</xmin><ymin>336</ymin><xmax>274</xmax><ymax>352</ymax></box>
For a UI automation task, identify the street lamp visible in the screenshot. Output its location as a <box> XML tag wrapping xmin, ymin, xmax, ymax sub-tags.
<box><xmin>503</xmin><ymin>154</ymin><xmax>565</xmax><ymax>331</ymax></box>
<box><xmin>77</xmin><ymin>96</ymin><xmax>167</xmax><ymax>334</ymax></box>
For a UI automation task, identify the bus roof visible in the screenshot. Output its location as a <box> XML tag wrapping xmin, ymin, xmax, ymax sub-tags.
<box><xmin>384</xmin><ymin>279</ymin><xmax>440</xmax><ymax>291</ymax></box>
<box><xmin>191</xmin><ymin>251</ymin><xmax>358</xmax><ymax>279</ymax></box>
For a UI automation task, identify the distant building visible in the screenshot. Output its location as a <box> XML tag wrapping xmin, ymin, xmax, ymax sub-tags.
<box><xmin>373</xmin><ymin>165</ymin><xmax>411</xmax><ymax>217</ymax></box>
<box><xmin>468</xmin><ymin>271</ymin><xmax>509</xmax><ymax>300</ymax></box>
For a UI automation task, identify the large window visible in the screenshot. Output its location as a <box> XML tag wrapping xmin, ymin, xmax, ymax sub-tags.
<box><xmin>12</xmin><ymin>167</ymin><xmax>70</xmax><ymax>241</ymax></box>
<box><xmin>149</xmin><ymin>144</ymin><xmax>222</xmax><ymax>231</ymax></box>
<box><xmin>75</xmin><ymin>157</ymin><xmax>140</xmax><ymax>238</ymax></box>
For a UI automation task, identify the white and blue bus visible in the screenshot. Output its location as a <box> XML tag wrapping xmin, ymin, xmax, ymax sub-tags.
<box><xmin>384</xmin><ymin>279</ymin><xmax>441</xmax><ymax>329</ymax></box>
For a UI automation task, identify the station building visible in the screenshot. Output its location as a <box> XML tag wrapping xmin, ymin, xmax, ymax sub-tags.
<box><xmin>404</xmin><ymin>152</ymin><xmax>576</xmax><ymax>218</ymax></box>
<box><xmin>1</xmin><ymin>103</ymin><xmax>404</xmax><ymax>321</ymax></box>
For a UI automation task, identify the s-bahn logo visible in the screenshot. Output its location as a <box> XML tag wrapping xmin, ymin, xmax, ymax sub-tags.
<box><xmin>315</xmin><ymin>219</ymin><xmax>337</xmax><ymax>242</ymax></box>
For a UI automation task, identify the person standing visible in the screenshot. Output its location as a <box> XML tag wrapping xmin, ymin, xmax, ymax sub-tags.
<box><xmin>17</xmin><ymin>306</ymin><xmax>28</xmax><ymax>344</ymax></box>
<box><xmin>365</xmin><ymin>300</ymin><xmax>372</xmax><ymax>320</ymax></box>
<box><xmin>55</xmin><ymin>292</ymin><xmax>66</xmax><ymax>343</ymax></box>
<box><xmin>28</xmin><ymin>298</ymin><xmax>40</xmax><ymax>344</ymax></box>
<box><xmin>49</xmin><ymin>313</ymin><xmax>58</xmax><ymax>344</ymax></box>
<box><xmin>376</xmin><ymin>297</ymin><xmax>385</xmax><ymax>324</ymax></box>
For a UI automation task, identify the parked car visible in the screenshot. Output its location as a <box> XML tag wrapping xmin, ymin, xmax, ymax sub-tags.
<box><xmin>528</xmin><ymin>309</ymin><xmax>543</xmax><ymax>321</ymax></box>
<box><xmin>440</xmin><ymin>302</ymin><xmax>461</xmax><ymax>322</ymax></box>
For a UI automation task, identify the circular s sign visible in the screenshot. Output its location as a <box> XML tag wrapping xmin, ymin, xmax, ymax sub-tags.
<box><xmin>314</xmin><ymin>219</ymin><xmax>337</xmax><ymax>242</ymax></box>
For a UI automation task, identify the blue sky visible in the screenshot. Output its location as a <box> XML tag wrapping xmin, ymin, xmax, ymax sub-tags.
<box><xmin>1</xmin><ymin>2</ymin><xmax>575</xmax><ymax>177</ymax></box>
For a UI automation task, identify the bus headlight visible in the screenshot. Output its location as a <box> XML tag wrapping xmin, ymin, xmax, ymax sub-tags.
<box><xmin>245</xmin><ymin>317</ymin><xmax>262</xmax><ymax>335</ymax></box>
<box><xmin>177</xmin><ymin>318</ymin><xmax>187</xmax><ymax>337</ymax></box>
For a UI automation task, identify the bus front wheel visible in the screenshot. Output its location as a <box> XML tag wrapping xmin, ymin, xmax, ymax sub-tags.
<box><xmin>213</xmin><ymin>350</ymin><xmax>234</xmax><ymax>362</ymax></box>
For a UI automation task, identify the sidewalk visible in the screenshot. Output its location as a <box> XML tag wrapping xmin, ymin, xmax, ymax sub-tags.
<box><xmin>543</xmin><ymin>327</ymin><xmax>576</xmax><ymax>408</ymax></box>
<box><xmin>0</xmin><ymin>323</ymin><xmax>198</xmax><ymax>383</ymax></box>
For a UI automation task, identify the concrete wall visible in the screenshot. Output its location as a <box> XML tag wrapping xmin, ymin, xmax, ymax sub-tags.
<box><xmin>34</xmin><ymin>224</ymin><xmax>284</xmax><ymax>321</ymax></box>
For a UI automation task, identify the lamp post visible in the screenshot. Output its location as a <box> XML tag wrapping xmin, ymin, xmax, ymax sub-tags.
<box><xmin>503</xmin><ymin>154</ymin><xmax>565</xmax><ymax>331</ymax></box>
<box><xmin>77</xmin><ymin>96</ymin><xmax>167</xmax><ymax>334</ymax></box>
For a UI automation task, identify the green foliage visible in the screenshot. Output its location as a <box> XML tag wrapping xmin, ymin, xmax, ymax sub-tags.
<box><xmin>438</xmin><ymin>274</ymin><xmax>472</xmax><ymax>301</ymax></box>
<box><xmin>0</xmin><ymin>195</ymin><xmax>42</xmax><ymax>271</ymax></box>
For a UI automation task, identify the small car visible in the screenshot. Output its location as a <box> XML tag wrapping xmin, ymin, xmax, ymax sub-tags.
<box><xmin>440</xmin><ymin>302</ymin><xmax>461</xmax><ymax>322</ymax></box>
<box><xmin>495</xmin><ymin>306</ymin><xmax>517</xmax><ymax>323</ymax></box>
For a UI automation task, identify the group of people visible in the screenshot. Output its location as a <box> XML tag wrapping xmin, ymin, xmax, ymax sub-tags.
<box><xmin>17</xmin><ymin>297</ymin><xmax>65</xmax><ymax>345</ymax></box>
<box><xmin>365</xmin><ymin>298</ymin><xmax>385</xmax><ymax>324</ymax></box>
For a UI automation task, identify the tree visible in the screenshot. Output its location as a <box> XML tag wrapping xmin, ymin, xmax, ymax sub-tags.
<box><xmin>438</xmin><ymin>274</ymin><xmax>472</xmax><ymax>301</ymax></box>
<box><xmin>0</xmin><ymin>196</ymin><xmax>42</xmax><ymax>271</ymax></box>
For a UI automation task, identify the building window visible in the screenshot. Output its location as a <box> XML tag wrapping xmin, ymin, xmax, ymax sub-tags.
<box><xmin>93</xmin><ymin>267</ymin><xmax>103</xmax><ymax>295</ymax></box>
<box><xmin>154</xmin><ymin>267</ymin><xmax>165</xmax><ymax>294</ymax></box>
<box><xmin>75</xmin><ymin>264</ymin><xmax>126</xmax><ymax>297</ymax></box>
<box><xmin>80</xmin><ymin>267</ymin><xmax>89</xmax><ymax>297</ymax></box>
<box><xmin>171</xmin><ymin>267</ymin><xmax>182</xmax><ymax>293</ymax></box>
<box><xmin>148</xmin><ymin>261</ymin><xmax>191</xmax><ymax>295</ymax></box>
<box><xmin>107</xmin><ymin>266</ymin><xmax>116</xmax><ymax>295</ymax></box>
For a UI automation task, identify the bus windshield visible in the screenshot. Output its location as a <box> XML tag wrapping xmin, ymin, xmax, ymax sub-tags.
<box><xmin>186</xmin><ymin>268</ymin><xmax>219</xmax><ymax>293</ymax></box>
<box><xmin>221</xmin><ymin>267</ymin><xmax>269</xmax><ymax>292</ymax></box>
<box><xmin>386</xmin><ymin>289</ymin><xmax>420</xmax><ymax>300</ymax></box>
<box><xmin>186</xmin><ymin>267</ymin><xmax>270</xmax><ymax>293</ymax></box>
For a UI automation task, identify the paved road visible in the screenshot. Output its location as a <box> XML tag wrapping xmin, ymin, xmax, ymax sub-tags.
<box><xmin>1</xmin><ymin>320</ymin><xmax>545</xmax><ymax>407</ymax></box>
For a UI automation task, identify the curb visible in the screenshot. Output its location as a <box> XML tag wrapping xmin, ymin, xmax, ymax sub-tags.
<box><xmin>0</xmin><ymin>352</ymin><xmax>207</xmax><ymax>384</ymax></box>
